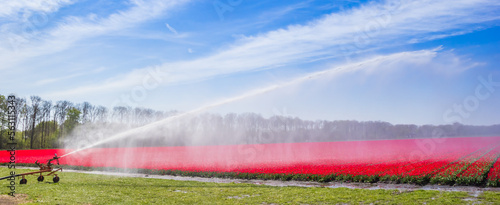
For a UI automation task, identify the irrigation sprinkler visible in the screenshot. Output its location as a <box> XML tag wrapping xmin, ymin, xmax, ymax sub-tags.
<box><xmin>0</xmin><ymin>154</ymin><xmax>62</xmax><ymax>184</ymax></box>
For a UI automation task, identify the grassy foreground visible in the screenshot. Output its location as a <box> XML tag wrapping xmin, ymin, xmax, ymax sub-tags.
<box><xmin>1</xmin><ymin>168</ymin><xmax>500</xmax><ymax>204</ymax></box>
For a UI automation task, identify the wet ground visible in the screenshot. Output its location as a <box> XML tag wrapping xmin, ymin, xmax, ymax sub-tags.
<box><xmin>33</xmin><ymin>167</ymin><xmax>497</xmax><ymax>194</ymax></box>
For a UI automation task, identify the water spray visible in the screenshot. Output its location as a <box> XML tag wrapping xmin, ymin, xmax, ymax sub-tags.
<box><xmin>60</xmin><ymin>53</ymin><xmax>398</xmax><ymax>159</ymax></box>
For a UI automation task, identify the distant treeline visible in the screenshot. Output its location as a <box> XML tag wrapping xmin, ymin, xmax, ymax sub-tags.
<box><xmin>114</xmin><ymin>112</ymin><xmax>500</xmax><ymax>147</ymax></box>
<box><xmin>0</xmin><ymin>94</ymin><xmax>177</xmax><ymax>149</ymax></box>
<box><xmin>1</xmin><ymin>94</ymin><xmax>500</xmax><ymax>149</ymax></box>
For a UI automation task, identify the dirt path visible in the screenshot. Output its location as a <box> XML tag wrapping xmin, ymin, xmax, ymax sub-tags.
<box><xmin>0</xmin><ymin>194</ymin><xmax>30</xmax><ymax>204</ymax></box>
<box><xmin>44</xmin><ymin>167</ymin><xmax>499</xmax><ymax>194</ymax></box>
<box><xmin>12</xmin><ymin>166</ymin><xmax>500</xmax><ymax>194</ymax></box>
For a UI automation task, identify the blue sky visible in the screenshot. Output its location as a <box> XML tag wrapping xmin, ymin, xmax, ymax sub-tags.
<box><xmin>1</xmin><ymin>0</ymin><xmax>500</xmax><ymax>125</ymax></box>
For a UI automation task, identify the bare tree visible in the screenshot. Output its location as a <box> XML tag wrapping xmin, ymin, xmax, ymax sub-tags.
<box><xmin>56</xmin><ymin>100</ymin><xmax>72</xmax><ymax>139</ymax></box>
<box><xmin>87</xmin><ymin>104</ymin><xmax>99</xmax><ymax>123</ymax></box>
<box><xmin>52</xmin><ymin>103</ymin><xmax>59</xmax><ymax>131</ymax></box>
<box><xmin>133</xmin><ymin>107</ymin><xmax>144</xmax><ymax>126</ymax></box>
<box><xmin>0</xmin><ymin>95</ymin><xmax>6</xmax><ymax>149</ymax></box>
<box><xmin>22</xmin><ymin>101</ymin><xmax>30</xmax><ymax>143</ymax></box>
<box><xmin>13</xmin><ymin>97</ymin><xmax>25</xmax><ymax>133</ymax></box>
<box><xmin>142</xmin><ymin>108</ymin><xmax>154</xmax><ymax>125</ymax></box>
<box><xmin>113</xmin><ymin>106</ymin><xmax>130</xmax><ymax>124</ymax></box>
<box><xmin>80</xmin><ymin>102</ymin><xmax>93</xmax><ymax>124</ymax></box>
<box><xmin>40</xmin><ymin>100</ymin><xmax>52</xmax><ymax>148</ymax></box>
<box><xmin>29</xmin><ymin>96</ymin><xmax>42</xmax><ymax>149</ymax></box>
<box><xmin>96</xmin><ymin>106</ymin><xmax>108</xmax><ymax>122</ymax></box>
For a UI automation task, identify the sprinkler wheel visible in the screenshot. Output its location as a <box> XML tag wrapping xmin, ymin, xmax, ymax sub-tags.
<box><xmin>37</xmin><ymin>175</ymin><xmax>45</xmax><ymax>182</ymax></box>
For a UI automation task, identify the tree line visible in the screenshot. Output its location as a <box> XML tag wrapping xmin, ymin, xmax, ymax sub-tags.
<box><xmin>112</xmin><ymin>112</ymin><xmax>500</xmax><ymax>147</ymax></box>
<box><xmin>0</xmin><ymin>94</ymin><xmax>176</xmax><ymax>149</ymax></box>
<box><xmin>1</xmin><ymin>94</ymin><xmax>500</xmax><ymax>149</ymax></box>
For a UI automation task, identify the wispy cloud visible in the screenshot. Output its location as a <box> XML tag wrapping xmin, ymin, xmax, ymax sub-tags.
<box><xmin>45</xmin><ymin>47</ymin><xmax>476</xmax><ymax>99</ymax></box>
<box><xmin>45</xmin><ymin>0</ymin><xmax>500</xmax><ymax>98</ymax></box>
<box><xmin>0</xmin><ymin>0</ymin><xmax>74</xmax><ymax>17</ymax></box>
<box><xmin>0</xmin><ymin>0</ymin><xmax>190</xmax><ymax>70</ymax></box>
<box><xmin>165</xmin><ymin>23</ymin><xmax>178</xmax><ymax>35</ymax></box>
<box><xmin>249</xmin><ymin>1</ymin><xmax>312</xmax><ymax>27</ymax></box>
<box><xmin>35</xmin><ymin>66</ymin><xmax>107</xmax><ymax>86</ymax></box>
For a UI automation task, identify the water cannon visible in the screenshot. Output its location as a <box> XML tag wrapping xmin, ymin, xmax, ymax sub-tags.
<box><xmin>0</xmin><ymin>153</ymin><xmax>62</xmax><ymax>184</ymax></box>
<box><xmin>48</xmin><ymin>153</ymin><xmax>60</xmax><ymax>166</ymax></box>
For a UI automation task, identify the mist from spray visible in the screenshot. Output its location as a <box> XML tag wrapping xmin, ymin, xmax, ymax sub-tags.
<box><xmin>59</xmin><ymin>50</ymin><xmax>433</xmax><ymax>159</ymax></box>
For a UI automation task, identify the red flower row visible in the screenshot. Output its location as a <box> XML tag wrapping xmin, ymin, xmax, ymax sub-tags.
<box><xmin>2</xmin><ymin>136</ymin><xmax>500</xmax><ymax>186</ymax></box>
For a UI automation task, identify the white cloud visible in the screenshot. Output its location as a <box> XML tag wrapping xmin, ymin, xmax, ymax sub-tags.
<box><xmin>0</xmin><ymin>0</ymin><xmax>190</xmax><ymax>70</ymax></box>
<box><xmin>0</xmin><ymin>0</ymin><xmax>74</xmax><ymax>17</ymax></box>
<box><xmin>44</xmin><ymin>0</ymin><xmax>500</xmax><ymax>98</ymax></box>
<box><xmin>44</xmin><ymin>47</ymin><xmax>476</xmax><ymax>100</ymax></box>
<box><xmin>165</xmin><ymin>23</ymin><xmax>178</xmax><ymax>35</ymax></box>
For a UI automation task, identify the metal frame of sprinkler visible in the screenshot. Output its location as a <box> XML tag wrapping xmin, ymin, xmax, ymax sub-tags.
<box><xmin>0</xmin><ymin>154</ymin><xmax>62</xmax><ymax>184</ymax></box>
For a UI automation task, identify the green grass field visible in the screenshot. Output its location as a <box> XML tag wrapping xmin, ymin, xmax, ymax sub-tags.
<box><xmin>1</xmin><ymin>167</ymin><xmax>500</xmax><ymax>204</ymax></box>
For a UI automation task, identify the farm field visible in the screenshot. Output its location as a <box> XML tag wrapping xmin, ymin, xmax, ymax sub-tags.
<box><xmin>4</xmin><ymin>167</ymin><xmax>500</xmax><ymax>204</ymax></box>
<box><xmin>2</xmin><ymin>136</ymin><xmax>500</xmax><ymax>186</ymax></box>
